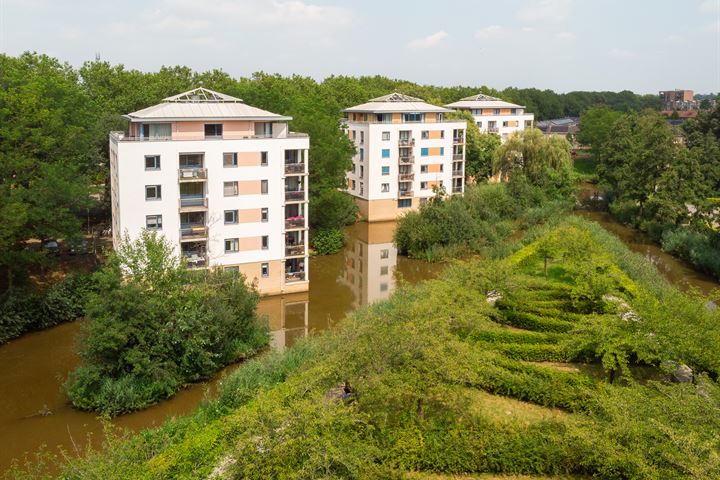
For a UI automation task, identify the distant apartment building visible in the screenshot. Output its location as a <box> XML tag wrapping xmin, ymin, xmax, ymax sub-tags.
<box><xmin>445</xmin><ymin>93</ymin><xmax>534</xmax><ymax>142</ymax></box>
<box><xmin>536</xmin><ymin>117</ymin><xmax>580</xmax><ymax>139</ymax></box>
<box><xmin>659</xmin><ymin>89</ymin><xmax>697</xmax><ymax>111</ymax></box>
<box><xmin>109</xmin><ymin>88</ymin><xmax>309</xmax><ymax>296</ymax></box>
<box><xmin>343</xmin><ymin>93</ymin><xmax>466</xmax><ymax>222</ymax></box>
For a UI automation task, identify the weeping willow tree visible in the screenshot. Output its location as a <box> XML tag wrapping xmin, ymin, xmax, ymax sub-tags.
<box><xmin>493</xmin><ymin>128</ymin><xmax>574</xmax><ymax>195</ymax></box>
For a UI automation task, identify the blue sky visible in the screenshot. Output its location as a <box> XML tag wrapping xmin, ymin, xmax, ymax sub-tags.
<box><xmin>1</xmin><ymin>0</ymin><xmax>718</xmax><ymax>93</ymax></box>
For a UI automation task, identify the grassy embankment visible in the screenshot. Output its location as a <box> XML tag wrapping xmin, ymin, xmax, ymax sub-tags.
<box><xmin>16</xmin><ymin>216</ymin><xmax>720</xmax><ymax>479</ymax></box>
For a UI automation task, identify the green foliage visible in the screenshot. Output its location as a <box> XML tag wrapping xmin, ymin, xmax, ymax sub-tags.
<box><xmin>309</xmin><ymin>188</ymin><xmax>358</xmax><ymax>230</ymax></box>
<box><xmin>0</xmin><ymin>273</ymin><xmax>96</xmax><ymax>344</ymax></box>
<box><xmin>63</xmin><ymin>231</ymin><xmax>268</xmax><ymax>415</ymax></box>
<box><xmin>446</xmin><ymin>110</ymin><xmax>500</xmax><ymax>180</ymax></box>
<box><xmin>311</xmin><ymin>228</ymin><xmax>346</xmax><ymax>255</ymax></box>
<box><xmin>661</xmin><ymin>227</ymin><xmax>720</xmax><ymax>278</ymax></box>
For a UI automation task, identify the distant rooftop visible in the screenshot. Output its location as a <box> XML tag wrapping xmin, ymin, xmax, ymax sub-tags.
<box><xmin>125</xmin><ymin>87</ymin><xmax>291</xmax><ymax>122</ymax></box>
<box><xmin>344</xmin><ymin>92</ymin><xmax>452</xmax><ymax>114</ymax></box>
<box><xmin>445</xmin><ymin>93</ymin><xmax>525</xmax><ymax>110</ymax></box>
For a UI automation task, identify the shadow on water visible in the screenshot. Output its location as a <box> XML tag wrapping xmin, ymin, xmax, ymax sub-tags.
<box><xmin>0</xmin><ymin>221</ymin><xmax>442</xmax><ymax>474</ymax></box>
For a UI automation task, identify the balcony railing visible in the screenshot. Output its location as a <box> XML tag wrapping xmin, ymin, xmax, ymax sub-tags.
<box><xmin>286</xmin><ymin>271</ymin><xmax>306</xmax><ymax>282</ymax></box>
<box><xmin>183</xmin><ymin>253</ymin><xmax>208</xmax><ymax>269</ymax></box>
<box><xmin>285</xmin><ymin>245</ymin><xmax>305</xmax><ymax>257</ymax></box>
<box><xmin>453</xmin><ymin>154</ymin><xmax>464</xmax><ymax>160</ymax></box>
<box><xmin>180</xmin><ymin>225</ymin><xmax>208</xmax><ymax>241</ymax></box>
<box><xmin>399</xmin><ymin>173</ymin><xmax>414</xmax><ymax>181</ymax></box>
<box><xmin>452</xmin><ymin>169</ymin><xmax>463</xmax><ymax>177</ymax></box>
<box><xmin>398</xmin><ymin>155</ymin><xmax>414</xmax><ymax>164</ymax></box>
<box><xmin>284</xmin><ymin>163</ymin><xmax>305</xmax><ymax>174</ymax></box>
<box><xmin>487</xmin><ymin>127</ymin><xmax>499</xmax><ymax>133</ymax></box>
<box><xmin>398</xmin><ymin>190</ymin><xmax>414</xmax><ymax>198</ymax></box>
<box><xmin>179</xmin><ymin>197</ymin><xmax>208</xmax><ymax>209</ymax></box>
<box><xmin>399</xmin><ymin>138</ymin><xmax>415</xmax><ymax>146</ymax></box>
<box><xmin>285</xmin><ymin>216</ymin><xmax>305</xmax><ymax>229</ymax></box>
<box><xmin>453</xmin><ymin>137</ymin><xmax>465</xmax><ymax>144</ymax></box>
<box><xmin>285</xmin><ymin>190</ymin><xmax>305</xmax><ymax>201</ymax></box>
<box><xmin>178</xmin><ymin>168</ymin><xmax>208</xmax><ymax>181</ymax></box>
<box><xmin>452</xmin><ymin>186</ymin><xmax>463</xmax><ymax>193</ymax></box>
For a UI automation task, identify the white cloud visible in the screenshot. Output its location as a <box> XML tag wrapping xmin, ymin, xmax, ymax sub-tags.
<box><xmin>700</xmin><ymin>0</ymin><xmax>720</xmax><ymax>12</ymax></box>
<box><xmin>408</xmin><ymin>30</ymin><xmax>448</xmax><ymax>49</ymax></box>
<box><xmin>517</xmin><ymin>0</ymin><xmax>572</xmax><ymax>23</ymax></box>
<box><xmin>555</xmin><ymin>31</ymin><xmax>576</xmax><ymax>41</ymax></box>
<box><xmin>608</xmin><ymin>48</ymin><xmax>636</xmax><ymax>60</ymax></box>
<box><xmin>475</xmin><ymin>25</ymin><xmax>509</xmax><ymax>39</ymax></box>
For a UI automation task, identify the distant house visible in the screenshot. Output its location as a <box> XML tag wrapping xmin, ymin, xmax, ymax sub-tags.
<box><xmin>536</xmin><ymin>117</ymin><xmax>580</xmax><ymax>139</ymax></box>
<box><xmin>659</xmin><ymin>89</ymin><xmax>698</xmax><ymax>111</ymax></box>
<box><xmin>445</xmin><ymin>93</ymin><xmax>535</xmax><ymax>143</ymax></box>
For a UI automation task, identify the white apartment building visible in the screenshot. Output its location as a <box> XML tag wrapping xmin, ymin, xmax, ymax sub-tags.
<box><xmin>446</xmin><ymin>93</ymin><xmax>534</xmax><ymax>142</ymax></box>
<box><xmin>343</xmin><ymin>93</ymin><xmax>466</xmax><ymax>222</ymax></box>
<box><xmin>109</xmin><ymin>88</ymin><xmax>309</xmax><ymax>296</ymax></box>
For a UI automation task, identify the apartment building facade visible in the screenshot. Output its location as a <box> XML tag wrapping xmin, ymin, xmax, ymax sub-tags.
<box><xmin>343</xmin><ymin>93</ymin><xmax>466</xmax><ymax>222</ymax></box>
<box><xmin>446</xmin><ymin>93</ymin><xmax>534</xmax><ymax>142</ymax></box>
<box><xmin>109</xmin><ymin>88</ymin><xmax>309</xmax><ymax>296</ymax></box>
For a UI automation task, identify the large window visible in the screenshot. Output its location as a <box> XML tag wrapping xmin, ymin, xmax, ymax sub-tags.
<box><xmin>381</xmin><ymin>166</ymin><xmax>390</xmax><ymax>175</ymax></box>
<box><xmin>204</xmin><ymin>124</ymin><xmax>223</xmax><ymax>138</ymax></box>
<box><xmin>255</xmin><ymin>122</ymin><xmax>273</xmax><ymax>137</ymax></box>
<box><xmin>261</xmin><ymin>180</ymin><xmax>269</xmax><ymax>194</ymax></box>
<box><xmin>224</xmin><ymin>210</ymin><xmax>238</xmax><ymax>224</ymax></box>
<box><xmin>224</xmin><ymin>181</ymin><xmax>238</xmax><ymax>196</ymax></box>
<box><xmin>403</xmin><ymin>113</ymin><xmax>424</xmax><ymax>123</ymax></box>
<box><xmin>223</xmin><ymin>152</ymin><xmax>237</xmax><ymax>167</ymax></box>
<box><xmin>381</xmin><ymin>149</ymin><xmax>390</xmax><ymax>158</ymax></box>
<box><xmin>225</xmin><ymin>238</ymin><xmax>239</xmax><ymax>253</ymax></box>
<box><xmin>397</xmin><ymin>199</ymin><xmax>412</xmax><ymax>208</ymax></box>
<box><xmin>376</xmin><ymin>113</ymin><xmax>391</xmax><ymax>123</ymax></box>
<box><xmin>145</xmin><ymin>155</ymin><xmax>160</xmax><ymax>170</ymax></box>
<box><xmin>145</xmin><ymin>215</ymin><xmax>162</xmax><ymax>230</ymax></box>
<box><xmin>145</xmin><ymin>185</ymin><xmax>161</xmax><ymax>200</ymax></box>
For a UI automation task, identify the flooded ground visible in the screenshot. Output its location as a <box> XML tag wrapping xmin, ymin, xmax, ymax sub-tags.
<box><xmin>0</xmin><ymin>221</ymin><xmax>442</xmax><ymax>473</ymax></box>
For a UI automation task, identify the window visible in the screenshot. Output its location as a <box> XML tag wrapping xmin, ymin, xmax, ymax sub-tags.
<box><xmin>380</xmin><ymin>249</ymin><xmax>389</xmax><ymax>259</ymax></box>
<box><xmin>440</xmin><ymin>147</ymin><xmax>444</xmax><ymax>156</ymax></box>
<box><xmin>261</xmin><ymin>180</ymin><xmax>268</xmax><ymax>194</ymax></box>
<box><xmin>382</xmin><ymin>131</ymin><xmax>390</xmax><ymax>141</ymax></box>
<box><xmin>403</xmin><ymin>112</ymin><xmax>424</xmax><ymax>122</ymax></box>
<box><xmin>511</xmin><ymin>109</ymin><xmax>517</xmax><ymax>115</ymax></box>
<box><xmin>145</xmin><ymin>185</ymin><xmax>161</xmax><ymax>200</ymax></box>
<box><xmin>204</xmin><ymin>124</ymin><xmax>223</xmax><ymax>138</ymax></box>
<box><xmin>420</xmin><ymin>198</ymin><xmax>428</xmax><ymax>206</ymax></box>
<box><xmin>376</xmin><ymin>113</ymin><xmax>390</xmax><ymax>123</ymax></box>
<box><xmin>440</xmin><ymin>130</ymin><xmax>445</xmax><ymax>139</ymax></box>
<box><xmin>421</xmin><ymin>131</ymin><xmax>429</xmax><ymax>139</ymax></box>
<box><xmin>398</xmin><ymin>199</ymin><xmax>412</xmax><ymax>208</ymax></box>
<box><xmin>436</xmin><ymin>113</ymin><xmax>444</xmax><ymax>122</ymax></box>
<box><xmin>503</xmin><ymin>121</ymin><xmax>509</xmax><ymax>127</ymax></box>
<box><xmin>145</xmin><ymin>214</ymin><xmax>162</xmax><ymax>230</ymax></box>
<box><xmin>381</xmin><ymin>183</ymin><xmax>390</xmax><ymax>192</ymax></box>
<box><xmin>476</xmin><ymin>121</ymin><xmax>483</xmax><ymax>128</ymax></box>
<box><xmin>262</xmin><ymin>236</ymin><xmax>269</xmax><ymax>250</ymax></box>
<box><xmin>224</xmin><ymin>210</ymin><xmax>238</xmax><ymax>224</ymax></box>
<box><xmin>421</xmin><ymin>148</ymin><xmax>429</xmax><ymax>157</ymax></box>
<box><xmin>261</xmin><ymin>263</ymin><xmax>269</xmax><ymax>277</ymax></box>
<box><xmin>224</xmin><ymin>266</ymin><xmax>239</xmax><ymax>273</ymax></box>
<box><xmin>255</xmin><ymin>122</ymin><xmax>272</xmax><ymax>137</ymax></box>
<box><xmin>145</xmin><ymin>155</ymin><xmax>160</xmax><ymax>170</ymax></box>
<box><xmin>359</xmin><ymin>148</ymin><xmax>364</xmax><ymax>161</ymax></box>
<box><xmin>351</xmin><ymin>130</ymin><xmax>356</xmax><ymax>140</ymax></box>
<box><xmin>493</xmin><ymin>109</ymin><xmax>500</xmax><ymax>115</ymax></box>
<box><xmin>421</xmin><ymin>181</ymin><xmax>428</xmax><ymax>190</ymax></box>
<box><xmin>421</xmin><ymin>165</ymin><xmax>429</xmax><ymax>173</ymax></box>
<box><xmin>360</xmin><ymin>165</ymin><xmax>364</xmax><ymax>178</ymax></box>
<box><xmin>225</xmin><ymin>238</ymin><xmax>239</xmax><ymax>253</ymax></box>
<box><xmin>439</xmin><ymin>164</ymin><xmax>444</xmax><ymax>172</ymax></box>
<box><xmin>261</xmin><ymin>151</ymin><xmax>268</xmax><ymax>166</ymax></box>
<box><xmin>380</xmin><ymin>282</ymin><xmax>389</xmax><ymax>292</ymax></box>
<box><xmin>380</xmin><ymin>265</ymin><xmax>389</xmax><ymax>276</ymax></box>
<box><xmin>351</xmin><ymin>179</ymin><xmax>356</xmax><ymax>190</ymax></box>
<box><xmin>360</xmin><ymin>131</ymin><xmax>364</xmax><ymax>144</ymax></box>
<box><xmin>381</xmin><ymin>166</ymin><xmax>390</xmax><ymax>175</ymax></box>
<box><xmin>261</xmin><ymin>208</ymin><xmax>269</xmax><ymax>222</ymax></box>
<box><xmin>381</xmin><ymin>149</ymin><xmax>390</xmax><ymax>158</ymax></box>
<box><xmin>223</xmin><ymin>152</ymin><xmax>237</xmax><ymax>167</ymax></box>
<box><xmin>360</xmin><ymin>182</ymin><xmax>364</xmax><ymax>195</ymax></box>
<box><xmin>224</xmin><ymin>181</ymin><xmax>238</xmax><ymax>196</ymax></box>
<box><xmin>352</xmin><ymin>163</ymin><xmax>356</xmax><ymax>174</ymax></box>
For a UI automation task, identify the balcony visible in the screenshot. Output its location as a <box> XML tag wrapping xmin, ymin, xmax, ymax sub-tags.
<box><xmin>453</xmin><ymin>136</ymin><xmax>465</xmax><ymax>144</ymax></box>
<box><xmin>285</xmin><ymin>190</ymin><xmax>305</xmax><ymax>202</ymax></box>
<box><xmin>178</xmin><ymin>168</ymin><xmax>208</xmax><ymax>182</ymax></box>
<box><xmin>488</xmin><ymin>127</ymin><xmax>499</xmax><ymax>133</ymax></box>
<box><xmin>453</xmin><ymin>154</ymin><xmax>464</xmax><ymax>161</ymax></box>
<box><xmin>179</xmin><ymin>225</ymin><xmax>208</xmax><ymax>241</ymax></box>
<box><xmin>398</xmin><ymin>155</ymin><xmax>414</xmax><ymax>164</ymax></box>
<box><xmin>183</xmin><ymin>253</ymin><xmax>208</xmax><ymax>269</ymax></box>
<box><xmin>284</xmin><ymin>163</ymin><xmax>305</xmax><ymax>175</ymax></box>
<box><xmin>452</xmin><ymin>169</ymin><xmax>463</xmax><ymax>177</ymax></box>
<box><xmin>399</xmin><ymin>138</ymin><xmax>415</xmax><ymax>146</ymax></box>
<box><xmin>179</xmin><ymin>197</ymin><xmax>208</xmax><ymax>211</ymax></box>
<box><xmin>398</xmin><ymin>190</ymin><xmax>414</xmax><ymax>198</ymax></box>
<box><xmin>452</xmin><ymin>186</ymin><xmax>463</xmax><ymax>193</ymax></box>
<box><xmin>285</xmin><ymin>244</ymin><xmax>306</xmax><ymax>257</ymax></box>
<box><xmin>286</xmin><ymin>271</ymin><xmax>306</xmax><ymax>283</ymax></box>
<box><xmin>399</xmin><ymin>173</ymin><xmax>414</xmax><ymax>181</ymax></box>
<box><xmin>285</xmin><ymin>216</ymin><xmax>305</xmax><ymax>229</ymax></box>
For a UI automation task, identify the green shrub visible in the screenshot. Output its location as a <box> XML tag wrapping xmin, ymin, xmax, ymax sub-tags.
<box><xmin>311</xmin><ymin>227</ymin><xmax>345</xmax><ymax>255</ymax></box>
<box><xmin>661</xmin><ymin>227</ymin><xmax>720</xmax><ymax>279</ymax></box>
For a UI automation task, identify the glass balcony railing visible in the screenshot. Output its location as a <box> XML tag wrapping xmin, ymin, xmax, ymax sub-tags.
<box><xmin>286</xmin><ymin>271</ymin><xmax>306</xmax><ymax>282</ymax></box>
<box><xmin>285</xmin><ymin>244</ymin><xmax>305</xmax><ymax>257</ymax></box>
<box><xmin>284</xmin><ymin>163</ymin><xmax>305</xmax><ymax>174</ymax></box>
<box><xmin>179</xmin><ymin>197</ymin><xmax>208</xmax><ymax>209</ymax></box>
<box><xmin>285</xmin><ymin>216</ymin><xmax>305</xmax><ymax>229</ymax></box>
<box><xmin>178</xmin><ymin>168</ymin><xmax>208</xmax><ymax>181</ymax></box>
<box><xmin>179</xmin><ymin>225</ymin><xmax>208</xmax><ymax>240</ymax></box>
<box><xmin>285</xmin><ymin>190</ymin><xmax>305</xmax><ymax>201</ymax></box>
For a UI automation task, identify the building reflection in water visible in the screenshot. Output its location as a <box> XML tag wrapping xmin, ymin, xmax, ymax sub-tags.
<box><xmin>339</xmin><ymin>221</ymin><xmax>399</xmax><ymax>309</ymax></box>
<box><xmin>257</xmin><ymin>292</ymin><xmax>309</xmax><ymax>352</ymax></box>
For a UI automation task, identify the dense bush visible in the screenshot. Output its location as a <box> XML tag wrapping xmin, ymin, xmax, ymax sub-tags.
<box><xmin>661</xmin><ymin>227</ymin><xmax>720</xmax><ymax>279</ymax></box>
<box><xmin>311</xmin><ymin>227</ymin><xmax>345</xmax><ymax>255</ymax></box>
<box><xmin>0</xmin><ymin>273</ymin><xmax>95</xmax><ymax>344</ymax></box>
<box><xmin>63</xmin><ymin>231</ymin><xmax>268</xmax><ymax>416</ymax></box>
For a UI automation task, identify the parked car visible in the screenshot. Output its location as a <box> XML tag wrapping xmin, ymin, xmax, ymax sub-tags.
<box><xmin>41</xmin><ymin>240</ymin><xmax>60</xmax><ymax>256</ymax></box>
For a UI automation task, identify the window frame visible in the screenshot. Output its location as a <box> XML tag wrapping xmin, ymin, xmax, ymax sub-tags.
<box><xmin>223</xmin><ymin>152</ymin><xmax>238</xmax><ymax>168</ymax></box>
<box><xmin>381</xmin><ymin>166</ymin><xmax>390</xmax><ymax>176</ymax></box>
<box><xmin>204</xmin><ymin>123</ymin><xmax>223</xmax><ymax>139</ymax></box>
<box><xmin>145</xmin><ymin>184</ymin><xmax>161</xmax><ymax>200</ymax></box>
<box><xmin>224</xmin><ymin>209</ymin><xmax>238</xmax><ymax>224</ymax></box>
<box><xmin>224</xmin><ymin>181</ymin><xmax>239</xmax><ymax>197</ymax></box>
<box><xmin>261</xmin><ymin>151</ymin><xmax>268</xmax><ymax>166</ymax></box>
<box><xmin>225</xmin><ymin>238</ymin><xmax>239</xmax><ymax>253</ymax></box>
<box><xmin>261</xmin><ymin>235</ymin><xmax>269</xmax><ymax>250</ymax></box>
<box><xmin>261</xmin><ymin>208</ymin><xmax>269</xmax><ymax>222</ymax></box>
<box><xmin>144</xmin><ymin>155</ymin><xmax>160</xmax><ymax>170</ymax></box>
<box><xmin>145</xmin><ymin>214</ymin><xmax>162</xmax><ymax>230</ymax></box>
<box><xmin>261</xmin><ymin>180</ymin><xmax>269</xmax><ymax>195</ymax></box>
<box><xmin>261</xmin><ymin>263</ymin><xmax>269</xmax><ymax>278</ymax></box>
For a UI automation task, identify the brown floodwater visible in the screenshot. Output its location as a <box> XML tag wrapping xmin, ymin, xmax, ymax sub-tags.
<box><xmin>0</xmin><ymin>221</ymin><xmax>443</xmax><ymax>474</ymax></box>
